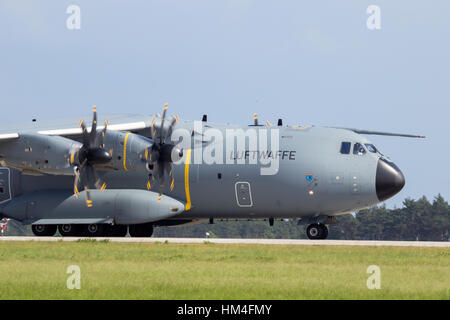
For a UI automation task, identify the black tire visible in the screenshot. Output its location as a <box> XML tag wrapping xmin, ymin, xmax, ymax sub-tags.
<box><xmin>58</xmin><ymin>224</ymin><xmax>81</xmax><ymax>237</ymax></box>
<box><xmin>32</xmin><ymin>224</ymin><xmax>57</xmax><ymax>237</ymax></box>
<box><xmin>83</xmin><ymin>224</ymin><xmax>107</xmax><ymax>237</ymax></box>
<box><xmin>129</xmin><ymin>223</ymin><xmax>153</xmax><ymax>237</ymax></box>
<box><xmin>319</xmin><ymin>224</ymin><xmax>329</xmax><ymax>239</ymax></box>
<box><xmin>306</xmin><ymin>223</ymin><xmax>322</xmax><ymax>240</ymax></box>
<box><xmin>107</xmin><ymin>225</ymin><xmax>128</xmax><ymax>237</ymax></box>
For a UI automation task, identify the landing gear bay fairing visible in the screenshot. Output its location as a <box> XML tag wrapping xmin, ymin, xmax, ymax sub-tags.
<box><xmin>0</xmin><ymin>105</ymin><xmax>424</xmax><ymax>239</ymax></box>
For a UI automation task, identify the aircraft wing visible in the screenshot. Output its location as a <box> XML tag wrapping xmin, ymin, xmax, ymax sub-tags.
<box><xmin>0</xmin><ymin>114</ymin><xmax>152</xmax><ymax>142</ymax></box>
<box><xmin>0</xmin><ymin>133</ymin><xmax>20</xmax><ymax>142</ymax></box>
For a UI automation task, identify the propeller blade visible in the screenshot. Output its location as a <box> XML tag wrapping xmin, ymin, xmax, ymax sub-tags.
<box><xmin>98</xmin><ymin>119</ymin><xmax>108</xmax><ymax>147</ymax></box>
<box><xmin>88</xmin><ymin>165</ymin><xmax>101</xmax><ymax>189</ymax></box>
<box><xmin>164</xmin><ymin>162</ymin><xmax>174</xmax><ymax>191</ymax></box>
<box><xmin>150</xmin><ymin>117</ymin><xmax>156</xmax><ymax>141</ymax></box>
<box><xmin>148</xmin><ymin>144</ymin><xmax>160</xmax><ymax>163</ymax></box>
<box><xmin>160</xmin><ymin>103</ymin><xmax>168</xmax><ymax>144</ymax></box>
<box><xmin>74</xmin><ymin>167</ymin><xmax>81</xmax><ymax>198</ymax></box>
<box><xmin>145</xmin><ymin>105</ymin><xmax>178</xmax><ymax>197</ymax></box>
<box><xmin>89</xmin><ymin>106</ymin><xmax>98</xmax><ymax>146</ymax></box>
<box><xmin>149</xmin><ymin>161</ymin><xmax>159</xmax><ymax>189</ymax></box>
<box><xmin>73</xmin><ymin>107</ymin><xmax>111</xmax><ymax>207</ymax></box>
<box><xmin>146</xmin><ymin>171</ymin><xmax>156</xmax><ymax>190</ymax></box>
<box><xmin>157</xmin><ymin>161</ymin><xmax>165</xmax><ymax>195</ymax></box>
<box><xmin>79</xmin><ymin>121</ymin><xmax>89</xmax><ymax>147</ymax></box>
<box><xmin>93</xmin><ymin>169</ymin><xmax>107</xmax><ymax>191</ymax></box>
<box><xmin>163</xmin><ymin>116</ymin><xmax>178</xmax><ymax>144</ymax></box>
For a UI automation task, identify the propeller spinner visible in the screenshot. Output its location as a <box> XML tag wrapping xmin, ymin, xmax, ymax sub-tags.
<box><xmin>146</xmin><ymin>103</ymin><xmax>183</xmax><ymax>198</ymax></box>
<box><xmin>71</xmin><ymin>106</ymin><xmax>112</xmax><ymax>207</ymax></box>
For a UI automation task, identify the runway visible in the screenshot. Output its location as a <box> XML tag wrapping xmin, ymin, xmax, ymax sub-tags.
<box><xmin>0</xmin><ymin>236</ymin><xmax>449</xmax><ymax>247</ymax></box>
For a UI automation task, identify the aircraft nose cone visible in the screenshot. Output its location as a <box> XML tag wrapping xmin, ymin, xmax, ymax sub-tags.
<box><xmin>376</xmin><ymin>158</ymin><xmax>405</xmax><ymax>201</ymax></box>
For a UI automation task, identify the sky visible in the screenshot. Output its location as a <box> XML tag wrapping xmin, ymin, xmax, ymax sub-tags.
<box><xmin>0</xmin><ymin>1</ymin><xmax>449</xmax><ymax>207</ymax></box>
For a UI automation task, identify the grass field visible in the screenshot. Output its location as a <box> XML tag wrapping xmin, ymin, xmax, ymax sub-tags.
<box><xmin>0</xmin><ymin>240</ymin><xmax>448</xmax><ymax>299</ymax></box>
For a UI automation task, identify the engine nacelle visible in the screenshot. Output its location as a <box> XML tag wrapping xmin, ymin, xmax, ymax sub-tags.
<box><xmin>0</xmin><ymin>131</ymin><xmax>154</xmax><ymax>176</ymax></box>
<box><xmin>0</xmin><ymin>134</ymin><xmax>81</xmax><ymax>176</ymax></box>
<box><xmin>102</xmin><ymin>131</ymin><xmax>153</xmax><ymax>172</ymax></box>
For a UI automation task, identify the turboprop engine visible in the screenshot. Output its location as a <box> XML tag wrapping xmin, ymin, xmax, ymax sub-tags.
<box><xmin>0</xmin><ymin>133</ymin><xmax>81</xmax><ymax>176</ymax></box>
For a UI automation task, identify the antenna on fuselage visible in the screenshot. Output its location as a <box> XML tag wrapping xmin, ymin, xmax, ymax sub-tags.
<box><xmin>253</xmin><ymin>113</ymin><xmax>259</xmax><ymax>126</ymax></box>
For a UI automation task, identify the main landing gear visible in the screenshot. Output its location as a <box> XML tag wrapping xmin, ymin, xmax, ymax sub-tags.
<box><xmin>31</xmin><ymin>224</ymin><xmax>57</xmax><ymax>237</ymax></box>
<box><xmin>56</xmin><ymin>224</ymin><xmax>124</xmax><ymax>237</ymax></box>
<box><xmin>31</xmin><ymin>223</ymin><xmax>152</xmax><ymax>237</ymax></box>
<box><xmin>306</xmin><ymin>223</ymin><xmax>328</xmax><ymax>240</ymax></box>
<box><xmin>129</xmin><ymin>223</ymin><xmax>153</xmax><ymax>238</ymax></box>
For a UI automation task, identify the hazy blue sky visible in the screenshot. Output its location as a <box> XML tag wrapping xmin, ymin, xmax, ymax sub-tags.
<box><xmin>0</xmin><ymin>1</ymin><xmax>449</xmax><ymax>207</ymax></box>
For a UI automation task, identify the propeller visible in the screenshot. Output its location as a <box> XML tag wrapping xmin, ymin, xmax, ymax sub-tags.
<box><xmin>145</xmin><ymin>103</ymin><xmax>183</xmax><ymax>198</ymax></box>
<box><xmin>71</xmin><ymin>106</ymin><xmax>112</xmax><ymax>207</ymax></box>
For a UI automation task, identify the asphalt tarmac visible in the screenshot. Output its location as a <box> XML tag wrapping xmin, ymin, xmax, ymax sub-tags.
<box><xmin>1</xmin><ymin>237</ymin><xmax>449</xmax><ymax>247</ymax></box>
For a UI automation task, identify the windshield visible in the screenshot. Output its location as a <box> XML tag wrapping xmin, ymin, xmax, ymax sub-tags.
<box><xmin>353</xmin><ymin>143</ymin><xmax>366</xmax><ymax>155</ymax></box>
<box><xmin>365</xmin><ymin>144</ymin><xmax>377</xmax><ymax>153</ymax></box>
<box><xmin>340</xmin><ymin>142</ymin><xmax>351</xmax><ymax>154</ymax></box>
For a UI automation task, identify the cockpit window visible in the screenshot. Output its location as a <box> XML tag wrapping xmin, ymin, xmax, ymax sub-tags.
<box><xmin>353</xmin><ymin>143</ymin><xmax>366</xmax><ymax>155</ymax></box>
<box><xmin>340</xmin><ymin>142</ymin><xmax>351</xmax><ymax>154</ymax></box>
<box><xmin>365</xmin><ymin>144</ymin><xmax>377</xmax><ymax>153</ymax></box>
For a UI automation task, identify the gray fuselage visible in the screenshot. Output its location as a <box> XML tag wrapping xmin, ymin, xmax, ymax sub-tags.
<box><xmin>0</xmin><ymin>115</ymin><xmax>404</xmax><ymax>225</ymax></box>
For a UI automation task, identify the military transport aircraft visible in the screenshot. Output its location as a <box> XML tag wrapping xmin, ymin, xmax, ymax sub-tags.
<box><xmin>0</xmin><ymin>105</ymin><xmax>424</xmax><ymax>239</ymax></box>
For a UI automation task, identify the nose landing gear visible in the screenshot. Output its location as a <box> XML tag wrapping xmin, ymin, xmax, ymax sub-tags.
<box><xmin>306</xmin><ymin>223</ymin><xmax>328</xmax><ymax>240</ymax></box>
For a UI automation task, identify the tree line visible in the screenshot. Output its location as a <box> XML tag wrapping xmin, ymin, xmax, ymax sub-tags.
<box><xmin>3</xmin><ymin>195</ymin><xmax>449</xmax><ymax>241</ymax></box>
<box><xmin>158</xmin><ymin>194</ymin><xmax>449</xmax><ymax>241</ymax></box>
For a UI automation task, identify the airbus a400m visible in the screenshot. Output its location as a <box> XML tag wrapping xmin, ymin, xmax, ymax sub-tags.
<box><xmin>0</xmin><ymin>104</ymin><xmax>424</xmax><ymax>239</ymax></box>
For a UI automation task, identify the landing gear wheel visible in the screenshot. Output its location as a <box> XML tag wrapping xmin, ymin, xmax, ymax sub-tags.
<box><xmin>306</xmin><ymin>224</ymin><xmax>321</xmax><ymax>239</ymax></box>
<box><xmin>83</xmin><ymin>224</ymin><xmax>106</xmax><ymax>237</ymax></box>
<box><xmin>58</xmin><ymin>224</ymin><xmax>81</xmax><ymax>237</ymax></box>
<box><xmin>107</xmin><ymin>225</ymin><xmax>128</xmax><ymax>237</ymax></box>
<box><xmin>32</xmin><ymin>225</ymin><xmax>57</xmax><ymax>237</ymax></box>
<box><xmin>306</xmin><ymin>223</ymin><xmax>328</xmax><ymax>240</ymax></box>
<box><xmin>319</xmin><ymin>224</ymin><xmax>328</xmax><ymax>239</ymax></box>
<box><xmin>129</xmin><ymin>223</ymin><xmax>153</xmax><ymax>237</ymax></box>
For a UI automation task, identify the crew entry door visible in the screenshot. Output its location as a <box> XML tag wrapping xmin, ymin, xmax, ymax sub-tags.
<box><xmin>235</xmin><ymin>182</ymin><xmax>253</xmax><ymax>207</ymax></box>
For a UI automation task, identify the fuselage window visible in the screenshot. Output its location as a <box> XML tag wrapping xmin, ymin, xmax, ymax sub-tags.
<box><xmin>353</xmin><ymin>143</ymin><xmax>366</xmax><ymax>155</ymax></box>
<box><xmin>340</xmin><ymin>142</ymin><xmax>351</xmax><ymax>154</ymax></box>
<box><xmin>365</xmin><ymin>144</ymin><xmax>377</xmax><ymax>153</ymax></box>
